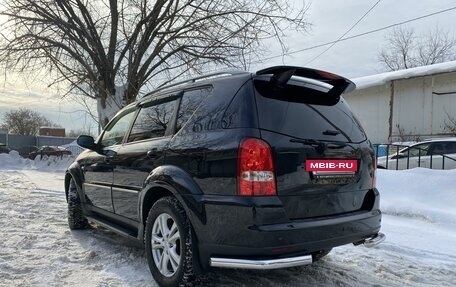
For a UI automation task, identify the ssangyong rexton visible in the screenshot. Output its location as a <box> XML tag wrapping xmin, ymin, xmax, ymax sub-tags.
<box><xmin>66</xmin><ymin>66</ymin><xmax>385</xmax><ymax>287</ymax></box>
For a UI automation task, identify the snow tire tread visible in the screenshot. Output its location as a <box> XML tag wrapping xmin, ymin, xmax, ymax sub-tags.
<box><xmin>67</xmin><ymin>178</ymin><xmax>88</xmax><ymax>230</ymax></box>
<box><xmin>145</xmin><ymin>196</ymin><xmax>195</xmax><ymax>287</ymax></box>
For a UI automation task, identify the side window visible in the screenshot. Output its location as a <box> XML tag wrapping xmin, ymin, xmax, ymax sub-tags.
<box><xmin>445</xmin><ymin>142</ymin><xmax>456</xmax><ymax>153</ymax></box>
<box><xmin>406</xmin><ymin>143</ymin><xmax>431</xmax><ymax>157</ymax></box>
<box><xmin>127</xmin><ymin>100</ymin><xmax>177</xmax><ymax>142</ymax></box>
<box><xmin>430</xmin><ymin>143</ymin><xmax>445</xmax><ymax>155</ymax></box>
<box><xmin>100</xmin><ymin>109</ymin><xmax>135</xmax><ymax>147</ymax></box>
<box><xmin>176</xmin><ymin>88</ymin><xmax>211</xmax><ymax>132</ymax></box>
<box><xmin>432</xmin><ymin>142</ymin><xmax>456</xmax><ymax>154</ymax></box>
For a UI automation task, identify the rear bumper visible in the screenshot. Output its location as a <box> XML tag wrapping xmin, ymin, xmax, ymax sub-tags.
<box><xmin>210</xmin><ymin>254</ymin><xmax>313</xmax><ymax>270</ymax></box>
<box><xmin>209</xmin><ymin>231</ymin><xmax>385</xmax><ymax>270</ymax></box>
<box><xmin>183</xmin><ymin>189</ymin><xmax>382</xmax><ymax>270</ymax></box>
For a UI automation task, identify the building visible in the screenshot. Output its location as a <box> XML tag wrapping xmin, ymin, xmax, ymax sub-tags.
<box><xmin>345</xmin><ymin>61</ymin><xmax>456</xmax><ymax>144</ymax></box>
<box><xmin>39</xmin><ymin>127</ymin><xmax>66</xmax><ymax>137</ymax></box>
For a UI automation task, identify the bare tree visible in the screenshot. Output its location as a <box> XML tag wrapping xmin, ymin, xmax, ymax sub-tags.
<box><xmin>0</xmin><ymin>0</ymin><xmax>310</xmax><ymax>127</ymax></box>
<box><xmin>1</xmin><ymin>108</ymin><xmax>55</xmax><ymax>135</ymax></box>
<box><xmin>393</xmin><ymin>124</ymin><xmax>421</xmax><ymax>143</ymax></box>
<box><xmin>67</xmin><ymin>128</ymin><xmax>96</xmax><ymax>138</ymax></box>
<box><xmin>443</xmin><ymin>111</ymin><xmax>456</xmax><ymax>136</ymax></box>
<box><xmin>379</xmin><ymin>26</ymin><xmax>456</xmax><ymax>71</ymax></box>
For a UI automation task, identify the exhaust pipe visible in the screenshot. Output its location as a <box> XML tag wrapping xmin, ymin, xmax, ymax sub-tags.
<box><xmin>362</xmin><ymin>232</ymin><xmax>386</xmax><ymax>248</ymax></box>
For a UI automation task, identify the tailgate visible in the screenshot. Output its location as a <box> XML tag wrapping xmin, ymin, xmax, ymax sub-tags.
<box><xmin>253</xmin><ymin>66</ymin><xmax>375</xmax><ymax>219</ymax></box>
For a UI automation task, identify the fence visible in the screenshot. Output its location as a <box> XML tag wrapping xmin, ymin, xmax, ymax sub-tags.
<box><xmin>374</xmin><ymin>144</ymin><xmax>456</xmax><ymax>170</ymax></box>
<box><xmin>0</xmin><ymin>133</ymin><xmax>84</xmax><ymax>157</ymax></box>
<box><xmin>61</xmin><ymin>145</ymin><xmax>85</xmax><ymax>157</ymax></box>
<box><xmin>0</xmin><ymin>134</ymin><xmax>36</xmax><ymax>149</ymax></box>
<box><xmin>36</xmin><ymin>136</ymin><xmax>76</xmax><ymax>147</ymax></box>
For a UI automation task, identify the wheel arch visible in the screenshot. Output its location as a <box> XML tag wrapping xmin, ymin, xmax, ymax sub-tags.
<box><xmin>140</xmin><ymin>186</ymin><xmax>174</xmax><ymax>226</ymax></box>
<box><xmin>64</xmin><ymin>162</ymin><xmax>85</xmax><ymax>202</ymax></box>
<box><xmin>139</xmin><ymin>165</ymin><xmax>206</xmax><ymax>239</ymax></box>
<box><xmin>64</xmin><ymin>173</ymin><xmax>71</xmax><ymax>202</ymax></box>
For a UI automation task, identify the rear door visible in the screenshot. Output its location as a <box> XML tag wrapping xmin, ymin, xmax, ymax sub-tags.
<box><xmin>253</xmin><ymin>68</ymin><xmax>375</xmax><ymax>219</ymax></box>
<box><xmin>111</xmin><ymin>97</ymin><xmax>179</xmax><ymax>221</ymax></box>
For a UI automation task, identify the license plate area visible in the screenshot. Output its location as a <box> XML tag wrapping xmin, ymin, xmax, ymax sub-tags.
<box><xmin>305</xmin><ymin>159</ymin><xmax>358</xmax><ymax>179</ymax></box>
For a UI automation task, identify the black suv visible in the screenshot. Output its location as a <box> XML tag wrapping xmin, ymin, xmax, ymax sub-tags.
<box><xmin>66</xmin><ymin>66</ymin><xmax>384</xmax><ymax>287</ymax></box>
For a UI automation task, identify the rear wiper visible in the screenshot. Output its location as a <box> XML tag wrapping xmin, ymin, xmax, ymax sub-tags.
<box><xmin>290</xmin><ymin>138</ymin><xmax>321</xmax><ymax>146</ymax></box>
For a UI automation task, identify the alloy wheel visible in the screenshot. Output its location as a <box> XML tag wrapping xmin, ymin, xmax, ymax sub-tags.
<box><xmin>151</xmin><ymin>213</ymin><xmax>181</xmax><ymax>277</ymax></box>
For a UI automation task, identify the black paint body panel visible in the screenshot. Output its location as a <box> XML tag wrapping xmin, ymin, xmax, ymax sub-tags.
<box><xmin>65</xmin><ymin>68</ymin><xmax>382</xmax><ymax>270</ymax></box>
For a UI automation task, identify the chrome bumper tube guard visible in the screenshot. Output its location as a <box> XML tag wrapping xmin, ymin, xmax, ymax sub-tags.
<box><xmin>210</xmin><ymin>254</ymin><xmax>313</xmax><ymax>270</ymax></box>
<box><xmin>364</xmin><ymin>232</ymin><xmax>386</xmax><ymax>248</ymax></box>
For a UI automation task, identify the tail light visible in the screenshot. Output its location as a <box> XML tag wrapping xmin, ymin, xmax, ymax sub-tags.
<box><xmin>372</xmin><ymin>155</ymin><xmax>377</xmax><ymax>189</ymax></box>
<box><xmin>237</xmin><ymin>138</ymin><xmax>276</xmax><ymax>196</ymax></box>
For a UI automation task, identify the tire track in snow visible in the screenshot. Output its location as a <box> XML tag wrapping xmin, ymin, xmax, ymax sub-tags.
<box><xmin>0</xmin><ymin>170</ymin><xmax>455</xmax><ymax>287</ymax></box>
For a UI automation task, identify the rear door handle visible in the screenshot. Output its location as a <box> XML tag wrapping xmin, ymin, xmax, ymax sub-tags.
<box><xmin>147</xmin><ymin>149</ymin><xmax>158</xmax><ymax>159</ymax></box>
<box><xmin>104</xmin><ymin>156</ymin><xmax>115</xmax><ymax>164</ymax></box>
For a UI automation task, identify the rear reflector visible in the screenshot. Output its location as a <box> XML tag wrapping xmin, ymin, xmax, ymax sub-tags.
<box><xmin>372</xmin><ymin>155</ymin><xmax>377</xmax><ymax>189</ymax></box>
<box><xmin>238</xmin><ymin>138</ymin><xmax>276</xmax><ymax>196</ymax></box>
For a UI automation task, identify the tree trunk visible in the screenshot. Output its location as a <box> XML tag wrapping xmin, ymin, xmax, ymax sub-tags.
<box><xmin>96</xmin><ymin>85</ymin><xmax>127</xmax><ymax>131</ymax></box>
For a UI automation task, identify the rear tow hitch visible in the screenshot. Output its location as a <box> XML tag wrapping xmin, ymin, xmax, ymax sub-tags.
<box><xmin>353</xmin><ymin>232</ymin><xmax>386</xmax><ymax>248</ymax></box>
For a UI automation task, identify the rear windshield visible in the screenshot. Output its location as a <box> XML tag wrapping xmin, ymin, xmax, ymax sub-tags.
<box><xmin>254</xmin><ymin>79</ymin><xmax>367</xmax><ymax>143</ymax></box>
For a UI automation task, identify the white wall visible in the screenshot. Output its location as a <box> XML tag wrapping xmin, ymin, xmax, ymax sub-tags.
<box><xmin>345</xmin><ymin>71</ymin><xmax>456</xmax><ymax>143</ymax></box>
<box><xmin>431</xmin><ymin>73</ymin><xmax>456</xmax><ymax>134</ymax></box>
<box><xmin>344</xmin><ymin>84</ymin><xmax>390</xmax><ymax>143</ymax></box>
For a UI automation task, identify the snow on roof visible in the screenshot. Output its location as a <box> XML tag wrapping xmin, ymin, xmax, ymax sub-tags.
<box><xmin>39</xmin><ymin>126</ymin><xmax>65</xmax><ymax>129</ymax></box>
<box><xmin>353</xmin><ymin>60</ymin><xmax>456</xmax><ymax>90</ymax></box>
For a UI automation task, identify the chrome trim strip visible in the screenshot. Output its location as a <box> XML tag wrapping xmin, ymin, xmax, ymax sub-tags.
<box><xmin>111</xmin><ymin>186</ymin><xmax>140</xmax><ymax>194</ymax></box>
<box><xmin>364</xmin><ymin>232</ymin><xmax>386</xmax><ymax>248</ymax></box>
<box><xmin>210</xmin><ymin>255</ymin><xmax>313</xmax><ymax>270</ymax></box>
<box><xmin>84</xmin><ymin>182</ymin><xmax>111</xmax><ymax>188</ymax></box>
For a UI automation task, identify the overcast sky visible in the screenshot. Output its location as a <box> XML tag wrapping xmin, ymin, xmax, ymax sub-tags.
<box><xmin>1</xmin><ymin>0</ymin><xmax>456</xmax><ymax>133</ymax></box>
<box><xmin>253</xmin><ymin>0</ymin><xmax>456</xmax><ymax>77</ymax></box>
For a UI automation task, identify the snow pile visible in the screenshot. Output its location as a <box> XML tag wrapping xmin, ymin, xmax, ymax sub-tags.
<box><xmin>353</xmin><ymin>60</ymin><xmax>456</xmax><ymax>90</ymax></box>
<box><xmin>0</xmin><ymin>151</ymin><xmax>73</xmax><ymax>172</ymax></box>
<box><xmin>1</xmin><ymin>163</ymin><xmax>456</xmax><ymax>285</ymax></box>
<box><xmin>0</xmin><ymin>151</ymin><xmax>29</xmax><ymax>169</ymax></box>
<box><xmin>377</xmin><ymin>168</ymin><xmax>456</xmax><ymax>226</ymax></box>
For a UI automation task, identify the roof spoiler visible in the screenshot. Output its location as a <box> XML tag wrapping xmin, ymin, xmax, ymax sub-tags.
<box><xmin>256</xmin><ymin>66</ymin><xmax>356</xmax><ymax>96</ymax></box>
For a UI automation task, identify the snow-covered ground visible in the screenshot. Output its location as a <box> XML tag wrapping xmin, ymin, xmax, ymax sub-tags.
<box><xmin>0</xmin><ymin>152</ymin><xmax>455</xmax><ymax>287</ymax></box>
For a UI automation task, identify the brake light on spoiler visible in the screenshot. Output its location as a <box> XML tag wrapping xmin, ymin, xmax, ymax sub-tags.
<box><xmin>305</xmin><ymin>159</ymin><xmax>358</xmax><ymax>179</ymax></box>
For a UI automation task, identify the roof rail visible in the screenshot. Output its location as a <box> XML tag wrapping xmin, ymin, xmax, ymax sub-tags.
<box><xmin>141</xmin><ymin>69</ymin><xmax>248</xmax><ymax>98</ymax></box>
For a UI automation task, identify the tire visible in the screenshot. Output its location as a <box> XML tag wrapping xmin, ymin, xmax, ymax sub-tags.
<box><xmin>145</xmin><ymin>197</ymin><xmax>194</xmax><ymax>287</ymax></box>
<box><xmin>67</xmin><ymin>177</ymin><xmax>88</xmax><ymax>230</ymax></box>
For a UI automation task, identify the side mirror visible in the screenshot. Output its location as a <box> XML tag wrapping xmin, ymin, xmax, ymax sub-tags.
<box><xmin>77</xmin><ymin>135</ymin><xmax>97</xmax><ymax>151</ymax></box>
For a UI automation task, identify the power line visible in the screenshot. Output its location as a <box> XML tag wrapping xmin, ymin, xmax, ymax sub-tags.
<box><xmin>305</xmin><ymin>0</ymin><xmax>381</xmax><ymax>65</ymax></box>
<box><xmin>133</xmin><ymin>5</ymin><xmax>456</xmax><ymax>86</ymax></box>
<box><xmin>254</xmin><ymin>5</ymin><xmax>456</xmax><ymax>64</ymax></box>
